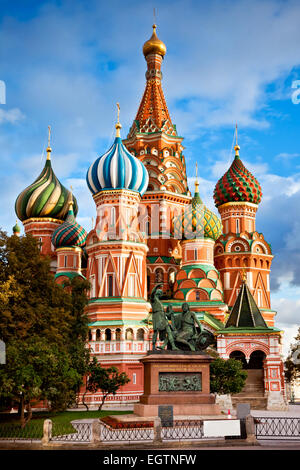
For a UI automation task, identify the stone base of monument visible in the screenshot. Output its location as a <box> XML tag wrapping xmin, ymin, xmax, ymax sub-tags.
<box><xmin>133</xmin><ymin>350</ymin><xmax>221</xmax><ymax>418</ymax></box>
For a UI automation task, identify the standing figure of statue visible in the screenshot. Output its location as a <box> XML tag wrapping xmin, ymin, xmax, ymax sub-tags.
<box><xmin>175</xmin><ymin>302</ymin><xmax>204</xmax><ymax>351</ymax></box>
<box><xmin>150</xmin><ymin>285</ymin><xmax>179</xmax><ymax>351</ymax></box>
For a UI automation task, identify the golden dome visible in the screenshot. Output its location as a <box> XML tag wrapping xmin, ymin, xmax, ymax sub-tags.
<box><xmin>143</xmin><ymin>24</ymin><xmax>166</xmax><ymax>58</ymax></box>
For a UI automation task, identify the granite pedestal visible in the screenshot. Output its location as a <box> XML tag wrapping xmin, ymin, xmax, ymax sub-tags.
<box><xmin>134</xmin><ymin>350</ymin><xmax>221</xmax><ymax>417</ymax></box>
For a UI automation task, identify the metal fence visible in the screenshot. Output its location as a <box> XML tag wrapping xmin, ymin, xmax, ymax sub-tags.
<box><xmin>50</xmin><ymin>421</ymin><xmax>92</xmax><ymax>443</ymax></box>
<box><xmin>162</xmin><ymin>419</ymin><xmax>203</xmax><ymax>441</ymax></box>
<box><xmin>255</xmin><ymin>417</ymin><xmax>300</xmax><ymax>440</ymax></box>
<box><xmin>0</xmin><ymin>422</ymin><xmax>43</xmax><ymax>442</ymax></box>
<box><xmin>100</xmin><ymin>421</ymin><xmax>153</xmax><ymax>443</ymax></box>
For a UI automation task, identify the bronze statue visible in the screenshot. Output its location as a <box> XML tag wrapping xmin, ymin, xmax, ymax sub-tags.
<box><xmin>150</xmin><ymin>284</ymin><xmax>178</xmax><ymax>351</ymax></box>
<box><xmin>175</xmin><ymin>302</ymin><xmax>203</xmax><ymax>351</ymax></box>
<box><xmin>149</xmin><ymin>286</ymin><xmax>215</xmax><ymax>352</ymax></box>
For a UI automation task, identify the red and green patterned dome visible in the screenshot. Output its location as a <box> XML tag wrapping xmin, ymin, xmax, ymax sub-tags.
<box><xmin>213</xmin><ymin>145</ymin><xmax>262</xmax><ymax>208</ymax></box>
<box><xmin>51</xmin><ymin>201</ymin><xmax>87</xmax><ymax>249</ymax></box>
<box><xmin>173</xmin><ymin>182</ymin><xmax>222</xmax><ymax>241</ymax></box>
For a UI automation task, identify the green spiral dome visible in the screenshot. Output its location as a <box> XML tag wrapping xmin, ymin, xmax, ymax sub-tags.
<box><xmin>15</xmin><ymin>158</ymin><xmax>78</xmax><ymax>222</ymax></box>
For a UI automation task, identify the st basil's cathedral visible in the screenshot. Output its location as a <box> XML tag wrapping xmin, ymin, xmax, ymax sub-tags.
<box><xmin>14</xmin><ymin>25</ymin><xmax>287</xmax><ymax>410</ymax></box>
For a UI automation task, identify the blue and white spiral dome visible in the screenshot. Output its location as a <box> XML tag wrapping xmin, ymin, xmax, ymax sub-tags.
<box><xmin>86</xmin><ymin>134</ymin><xmax>149</xmax><ymax>197</ymax></box>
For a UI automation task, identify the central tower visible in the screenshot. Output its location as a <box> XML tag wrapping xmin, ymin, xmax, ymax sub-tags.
<box><xmin>123</xmin><ymin>25</ymin><xmax>191</xmax><ymax>295</ymax></box>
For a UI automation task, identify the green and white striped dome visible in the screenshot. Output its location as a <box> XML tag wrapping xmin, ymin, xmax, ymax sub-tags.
<box><xmin>15</xmin><ymin>149</ymin><xmax>78</xmax><ymax>222</ymax></box>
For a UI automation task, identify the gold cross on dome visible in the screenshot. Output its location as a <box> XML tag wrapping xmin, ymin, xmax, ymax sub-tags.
<box><xmin>117</xmin><ymin>102</ymin><xmax>120</xmax><ymax>124</ymax></box>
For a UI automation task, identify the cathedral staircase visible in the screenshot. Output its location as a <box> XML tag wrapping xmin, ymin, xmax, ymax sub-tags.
<box><xmin>232</xmin><ymin>370</ymin><xmax>268</xmax><ymax>410</ymax></box>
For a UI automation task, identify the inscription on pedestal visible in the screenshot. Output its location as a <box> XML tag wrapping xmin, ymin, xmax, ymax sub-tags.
<box><xmin>158</xmin><ymin>405</ymin><xmax>173</xmax><ymax>427</ymax></box>
<box><xmin>159</xmin><ymin>372</ymin><xmax>202</xmax><ymax>392</ymax></box>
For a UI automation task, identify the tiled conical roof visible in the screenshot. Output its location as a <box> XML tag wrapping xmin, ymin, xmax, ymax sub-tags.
<box><xmin>225</xmin><ymin>280</ymin><xmax>268</xmax><ymax>328</ymax></box>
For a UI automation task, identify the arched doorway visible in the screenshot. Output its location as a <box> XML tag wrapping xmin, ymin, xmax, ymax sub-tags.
<box><xmin>248</xmin><ymin>350</ymin><xmax>266</xmax><ymax>369</ymax></box>
<box><xmin>229</xmin><ymin>350</ymin><xmax>248</xmax><ymax>368</ymax></box>
<box><xmin>231</xmin><ymin>349</ymin><xmax>266</xmax><ymax>399</ymax></box>
<box><xmin>244</xmin><ymin>350</ymin><xmax>266</xmax><ymax>397</ymax></box>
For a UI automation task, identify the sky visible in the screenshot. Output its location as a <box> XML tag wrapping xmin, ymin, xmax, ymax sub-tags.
<box><xmin>0</xmin><ymin>0</ymin><xmax>300</xmax><ymax>357</ymax></box>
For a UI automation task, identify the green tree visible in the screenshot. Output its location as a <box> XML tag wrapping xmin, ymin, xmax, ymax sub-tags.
<box><xmin>0</xmin><ymin>231</ymin><xmax>90</xmax><ymax>425</ymax></box>
<box><xmin>86</xmin><ymin>358</ymin><xmax>130</xmax><ymax>411</ymax></box>
<box><xmin>284</xmin><ymin>327</ymin><xmax>300</xmax><ymax>386</ymax></box>
<box><xmin>210</xmin><ymin>357</ymin><xmax>247</xmax><ymax>395</ymax></box>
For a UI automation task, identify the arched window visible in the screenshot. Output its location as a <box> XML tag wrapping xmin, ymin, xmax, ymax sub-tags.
<box><xmin>108</xmin><ymin>275</ymin><xmax>113</xmax><ymax>296</ymax></box>
<box><xmin>88</xmin><ymin>330</ymin><xmax>92</xmax><ymax>341</ymax></box>
<box><xmin>115</xmin><ymin>328</ymin><xmax>121</xmax><ymax>341</ymax></box>
<box><xmin>155</xmin><ymin>268</ymin><xmax>164</xmax><ymax>284</ymax></box>
<box><xmin>96</xmin><ymin>329</ymin><xmax>101</xmax><ymax>341</ymax></box>
<box><xmin>137</xmin><ymin>329</ymin><xmax>145</xmax><ymax>341</ymax></box>
<box><xmin>145</xmin><ymin>219</ymin><xmax>150</xmax><ymax>237</ymax></box>
<box><xmin>125</xmin><ymin>328</ymin><xmax>134</xmax><ymax>340</ymax></box>
<box><xmin>105</xmin><ymin>329</ymin><xmax>111</xmax><ymax>341</ymax></box>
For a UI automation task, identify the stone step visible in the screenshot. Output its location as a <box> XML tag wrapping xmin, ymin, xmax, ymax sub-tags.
<box><xmin>238</xmin><ymin>387</ymin><xmax>265</xmax><ymax>397</ymax></box>
<box><xmin>232</xmin><ymin>396</ymin><xmax>268</xmax><ymax>410</ymax></box>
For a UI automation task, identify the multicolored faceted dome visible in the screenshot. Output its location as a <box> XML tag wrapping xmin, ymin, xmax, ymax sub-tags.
<box><xmin>213</xmin><ymin>145</ymin><xmax>262</xmax><ymax>208</ymax></box>
<box><xmin>51</xmin><ymin>200</ymin><xmax>87</xmax><ymax>249</ymax></box>
<box><xmin>15</xmin><ymin>145</ymin><xmax>78</xmax><ymax>222</ymax></box>
<box><xmin>173</xmin><ymin>181</ymin><xmax>222</xmax><ymax>241</ymax></box>
<box><xmin>86</xmin><ymin>113</ymin><xmax>149</xmax><ymax>196</ymax></box>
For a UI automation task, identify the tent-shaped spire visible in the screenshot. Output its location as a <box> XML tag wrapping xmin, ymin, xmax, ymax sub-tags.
<box><xmin>225</xmin><ymin>278</ymin><xmax>268</xmax><ymax>328</ymax></box>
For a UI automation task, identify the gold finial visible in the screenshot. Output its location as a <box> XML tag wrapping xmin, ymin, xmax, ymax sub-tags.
<box><xmin>143</xmin><ymin>22</ymin><xmax>167</xmax><ymax>58</ymax></box>
<box><xmin>115</xmin><ymin>102</ymin><xmax>122</xmax><ymax>137</ymax></box>
<box><xmin>234</xmin><ymin>123</ymin><xmax>240</xmax><ymax>157</ymax></box>
<box><xmin>69</xmin><ymin>185</ymin><xmax>74</xmax><ymax>208</ymax></box>
<box><xmin>46</xmin><ymin>125</ymin><xmax>52</xmax><ymax>160</ymax></box>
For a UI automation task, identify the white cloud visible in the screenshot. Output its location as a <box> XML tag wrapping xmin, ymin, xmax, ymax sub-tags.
<box><xmin>0</xmin><ymin>108</ymin><xmax>24</xmax><ymax>124</ymax></box>
<box><xmin>276</xmin><ymin>152</ymin><xmax>300</xmax><ymax>160</ymax></box>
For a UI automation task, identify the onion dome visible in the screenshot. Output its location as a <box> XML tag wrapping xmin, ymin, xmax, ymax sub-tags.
<box><xmin>214</xmin><ymin>143</ymin><xmax>262</xmax><ymax>208</ymax></box>
<box><xmin>12</xmin><ymin>220</ymin><xmax>21</xmax><ymax>236</ymax></box>
<box><xmin>173</xmin><ymin>179</ymin><xmax>222</xmax><ymax>241</ymax></box>
<box><xmin>15</xmin><ymin>129</ymin><xmax>78</xmax><ymax>222</ymax></box>
<box><xmin>51</xmin><ymin>199</ymin><xmax>87</xmax><ymax>249</ymax></box>
<box><xmin>86</xmin><ymin>104</ymin><xmax>149</xmax><ymax>196</ymax></box>
<box><xmin>143</xmin><ymin>24</ymin><xmax>166</xmax><ymax>58</ymax></box>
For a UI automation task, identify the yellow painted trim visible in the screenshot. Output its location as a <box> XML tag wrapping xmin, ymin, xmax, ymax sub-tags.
<box><xmin>218</xmin><ymin>201</ymin><xmax>258</xmax><ymax>209</ymax></box>
<box><xmin>56</xmin><ymin>247</ymin><xmax>82</xmax><ymax>253</ymax></box>
<box><xmin>23</xmin><ymin>217</ymin><xmax>63</xmax><ymax>224</ymax></box>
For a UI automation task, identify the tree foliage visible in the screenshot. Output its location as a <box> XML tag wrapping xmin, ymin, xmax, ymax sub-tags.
<box><xmin>284</xmin><ymin>327</ymin><xmax>300</xmax><ymax>384</ymax></box>
<box><xmin>210</xmin><ymin>357</ymin><xmax>247</xmax><ymax>395</ymax></box>
<box><xmin>85</xmin><ymin>357</ymin><xmax>130</xmax><ymax>411</ymax></box>
<box><xmin>0</xmin><ymin>231</ymin><xmax>90</xmax><ymax>425</ymax></box>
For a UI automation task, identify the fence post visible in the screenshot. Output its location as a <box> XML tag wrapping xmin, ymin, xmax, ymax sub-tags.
<box><xmin>153</xmin><ymin>417</ymin><xmax>162</xmax><ymax>444</ymax></box>
<box><xmin>91</xmin><ymin>419</ymin><xmax>102</xmax><ymax>445</ymax></box>
<box><xmin>245</xmin><ymin>414</ymin><xmax>258</xmax><ymax>444</ymax></box>
<box><xmin>42</xmin><ymin>419</ymin><xmax>52</xmax><ymax>445</ymax></box>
